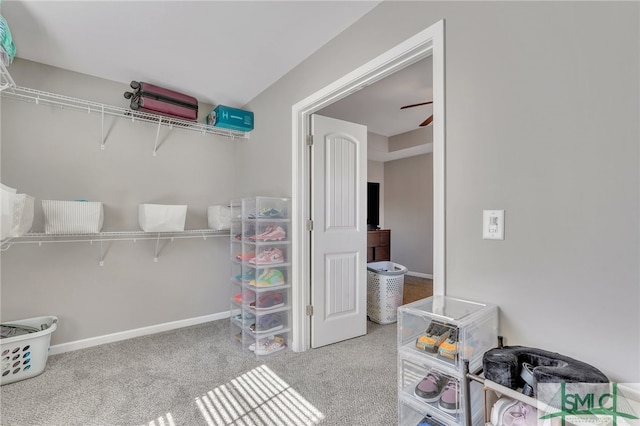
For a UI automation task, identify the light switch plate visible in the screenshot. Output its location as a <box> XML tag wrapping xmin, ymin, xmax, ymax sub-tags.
<box><xmin>483</xmin><ymin>210</ymin><xmax>505</xmax><ymax>240</ymax></box>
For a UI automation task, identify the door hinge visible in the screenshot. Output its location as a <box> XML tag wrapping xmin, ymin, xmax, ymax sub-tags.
<box><xmin>306</xmin><ymin>134</ymin><xmax>314</xmax><ymax>146</ymax></box>
<box><xmin>306</xmin><ymin>305</ymin><xmax>314</xmax><ymax>316</ymax></box>
<box><xmin>306</xmin><ymin>219</ymin><xmax>314</xmax><ymax>231</ymax></box>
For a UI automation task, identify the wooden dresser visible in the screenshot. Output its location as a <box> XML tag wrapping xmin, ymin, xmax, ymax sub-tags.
<box><xmin>367</xmin><ymin>229</ymin><xmax>390</xmax><ymax>262</ymax></box>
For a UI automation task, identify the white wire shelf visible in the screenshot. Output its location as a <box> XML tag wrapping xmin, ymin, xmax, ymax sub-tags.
<box><xmin>1</xmin><ymin>229</ymin><xmax>230</xmax><ymax>265</ymax></box>
<box><xmin>3</xmin><ymin>229</ymin><xmax>229</xmax><ymax>242</ymax></box>
<box><xmin>0</xmin><ymin>63</ymin><xmax>249</xmax><ymax>154</ymax></box>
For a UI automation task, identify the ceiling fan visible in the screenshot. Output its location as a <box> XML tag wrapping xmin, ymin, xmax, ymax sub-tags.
<box><xmin>400</xmin><ymin>101</ymin><xmax>433</xmax><ymax>127</ymax></box>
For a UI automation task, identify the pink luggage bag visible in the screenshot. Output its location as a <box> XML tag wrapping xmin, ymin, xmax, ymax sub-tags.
<box><xmin>124</xmin><ymin>81</ymin><xmax>198</xmax><ymax>121</ymax></box>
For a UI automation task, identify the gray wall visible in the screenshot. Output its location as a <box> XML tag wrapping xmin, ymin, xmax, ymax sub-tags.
<box><xmin>384</xmin><ymin>153</ymin><xmax>433</xmax><ymax>275</ymax></box>
<box><xmin>385</xmin><ymin>128</ymin><xmax>433</xmax><ymax>275</ymax></box>
<box><xmin>368</xmin><ymin>131</ymin><xmax>389</xmax><ymax>154</ymax></box>
<box><xmin>1</xmin><ymin>59</ymin><xmax>236</xmax><ymax>344</ymax></box>
<box><xmin>389</xmin><ymin>127</ymin><xmax>432</xmax><ymax>151</ymax></box>
<box><xmin>367</xmin><ymin>159</ymin><xmax>384</xmax><ymax>228</ymax></box>
<box><xmin>367</xmin><ymin>128</ymin><xmax>435</xmax><ymax>274</ymax></box>
<box><xmin>367</xmin><ymin>160</ymin><xmax>384</xmax><ymax>184</ymax></box>
<box><xmin>242</xmin><ymin>1</ymin><xmax>639</xmax><ymax>382</ymax></box>
<box><xmin>368</xmin><ymin>131</ymin><xmax>387</xmax><ymax>228</ymax></box>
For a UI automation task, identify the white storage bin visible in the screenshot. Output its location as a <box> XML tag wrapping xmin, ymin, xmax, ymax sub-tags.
<box><xmin>231</xmin><ymin>197</ymin><xmax>292</xmax><ymax>359</ymax></box>
<box><xmin>397</xmin><ymin>297</ymin><xmax>498</xmax><ymax>426</ymax></box>
<box><xmin>138</xmin><ymin>204</ymin><xmax>187</xmax><ymax>232</ymax></box>
<box><xmin>42</xmin><ymin>200</ymin><xmax>104</xmax><ymax>234</ymax></box>
<box><xmin>1</xmin><ymin>316</ymin><xmax>58</xmax><ymax>385</ymax></box>
<box><xmin>9</xmin><ymin>194</ymin><xmax>34</xmax><ymax>237</ymax></box>
<box><xmin>398</xmin><ymin>296</ymin><xmax>498</xmax><ymax>373</ymax></box>
<box><xmin>208</xmin><ymin>205</ymin><xmax>231</xmax><ymax>230</ymax></box>
<box><xmin>398</xmin><ymin>355</ymin><xmax>484</xmax><ymax>425</ymax></box>
<box><xmin>242</xmin><ymin>197</ymin><xmax>289</xmax><ymax>220</ymax></box>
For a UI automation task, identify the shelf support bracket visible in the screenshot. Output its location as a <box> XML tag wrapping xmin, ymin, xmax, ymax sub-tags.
<box><xmin>153</xmin><ymin>118</ymin><xmax>163</xmax><ymax>156</ymax></box>
<box><xmin>100</xmin><ymin>105</ymin><xmax>106</xmax><ymax>150</ymax></box>
<box><xmin>98</xmin><ymin>239</ymin><xmax>110</xmax><ymax>266</ymax></box>
<box><xmin>153</xmin><ymin>233</ymin><xmax>163</xmax><ymax>262</ymax></box>
<box><xmin>90</xmin><ymin>239</ymin><xmax>109</xmax><ymax>266</ymax></box>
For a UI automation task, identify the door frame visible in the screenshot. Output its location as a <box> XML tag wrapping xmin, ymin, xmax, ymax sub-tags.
<box><xmin>291</xmin><ymin>20</ymin><xmax>446</xmax><ymax>352</ymax></box>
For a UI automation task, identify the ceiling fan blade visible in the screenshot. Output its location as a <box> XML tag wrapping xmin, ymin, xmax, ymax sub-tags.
<box><xmin>419</xmin><ymin>115</ymin><xmax>434</xmax><ymax>127</ymax></box>
<box><xmin>400</xmin><ymin>101</ymin><xmax>433</xmax><ymax>109</ymax></box>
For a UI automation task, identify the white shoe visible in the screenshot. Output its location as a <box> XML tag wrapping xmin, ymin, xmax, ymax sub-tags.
<box><xmin>254</xmin><ymin>336</ymin><xmax>286</xmax><ymax>355</ymax></box>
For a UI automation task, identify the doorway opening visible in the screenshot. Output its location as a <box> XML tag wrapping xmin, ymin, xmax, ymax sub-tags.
<box><xmin>291</xmin><ymin>20</ymin><xmax>445</xmax><ymax>351</ymax></box>
<box><xmin>319</xmin><ymin>55</ymin><xmax>435</xmax><ymax>298</ymax></box>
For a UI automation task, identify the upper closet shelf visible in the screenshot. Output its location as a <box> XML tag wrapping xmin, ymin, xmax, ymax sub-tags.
<box><xmin>3</xmin><ymin>229</ymin><xmax>229</xmax><ymax>241</ymax></box>
<box><xmin>0</xmin><ymin>64</ymin><xmax>249</xmax><ymax>154</ymax></box>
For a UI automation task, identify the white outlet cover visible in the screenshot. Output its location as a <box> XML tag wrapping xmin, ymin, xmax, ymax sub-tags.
<box><xmin>483</xmin><ymin>210</ymin><xmax>505</xmax><ymax>240</ymax></box>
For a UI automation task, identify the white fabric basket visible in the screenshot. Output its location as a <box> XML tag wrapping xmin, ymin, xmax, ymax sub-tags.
<box><xmin>1</xmin><ymin>184</ymin><xmax>17</xmax><ymax>240</ymax></box>
<box><xmin>9</xmin><ymin>194</ymin><xmax>34</xmax><ymax>237</ymax></box>
<box><xmin>138</xmin><ymin>204</ymin><xmax>187</xmax><ymax>232</ymax></box>
<box><xmin>207</xmin><ymin>205</ymin><xmax>231</xmax><ymax>231</ymax></box>
<box><xmin>42</xmin><ymin>200</ymin><xmax>104</xmax><ymax>234</ymax></box>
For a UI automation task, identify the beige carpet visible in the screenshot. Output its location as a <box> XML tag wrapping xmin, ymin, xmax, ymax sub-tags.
<box><xmin>0</xmin><ymin>319</ymin><xmax>398</xmax><ymax>426</ymax></box>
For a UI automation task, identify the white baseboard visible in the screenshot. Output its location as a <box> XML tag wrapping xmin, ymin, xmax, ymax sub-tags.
<box><xmin>405</xmin><ymin>271</ymin><xmax>433</xmax><ymax>279</ymax></box>
<box><xmin>49</xmin><ymin>311</ymin><xmax>231</xmax><ymax>355</ymax></box>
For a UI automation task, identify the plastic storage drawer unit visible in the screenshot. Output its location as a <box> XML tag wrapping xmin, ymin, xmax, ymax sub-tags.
<box><xmin>397</xmin><ymin>296</ymin><xmax>498</xmax><ymax>426</ymax></box>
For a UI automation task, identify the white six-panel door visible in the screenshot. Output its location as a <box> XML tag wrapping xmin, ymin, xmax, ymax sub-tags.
<box><xmin>310</xmin><ymin>114</ymin><xmax>367</xmax><ymax>348</ymax></box>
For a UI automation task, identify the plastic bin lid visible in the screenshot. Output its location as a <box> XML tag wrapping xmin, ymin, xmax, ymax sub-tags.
<box><xmin>366</xmin><ymin>261</ymin><xmax>407</xmax><ymax>275</ymax></box>
<box><xmin>407</xmin><ymin>296</ymin><xmax>492</xmax><ymax>321</ymax></box>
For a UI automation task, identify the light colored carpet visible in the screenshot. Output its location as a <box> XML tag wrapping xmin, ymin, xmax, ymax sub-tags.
<box><xmin>0</xmin><ymin>319</ymin><xmax>398</xmax><ymax>426</ymax></box>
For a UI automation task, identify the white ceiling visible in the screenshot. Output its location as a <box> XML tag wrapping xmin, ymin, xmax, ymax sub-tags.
<box><xmin>318</xmin><ymin>57</ymin><xmax>433</xmax><ymax>137</ymax></box>
<box><xmin>2</xmin><ymin>1</ymin><xmax>432</xmax><ymax>137</ymax></box>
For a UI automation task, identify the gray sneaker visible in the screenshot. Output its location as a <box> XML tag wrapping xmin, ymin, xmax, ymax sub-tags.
<box><xmin>438</xmin><ymin>378</ymin><xmax>460</xmax><ymax>413</ymax></box>
<box><xmin>414</xmin><ymin>370</ymin><xmax>448</xmax><ymax>402</ymax></box>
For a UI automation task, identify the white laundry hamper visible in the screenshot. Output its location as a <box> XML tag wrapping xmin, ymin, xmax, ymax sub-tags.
<box><xmin>367</xmin><ymin>261</ymin><xmax>408</xmax><ymax>324</ymax></box>
<box><xmin>1</xmin><ymin>316</ymin><xmax>58</xmax><ymax>385</ymax></box>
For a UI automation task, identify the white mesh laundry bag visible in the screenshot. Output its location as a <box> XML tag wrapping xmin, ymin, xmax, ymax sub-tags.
<box><xmin>207</xmin><ymin>205</ymin><xmax>231</xmax><ymax>230</ymax></box>
<box><xmin>9</xmin><ymin>194</ymin><xmax>34</xmax><ymax>237</ymax></box>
